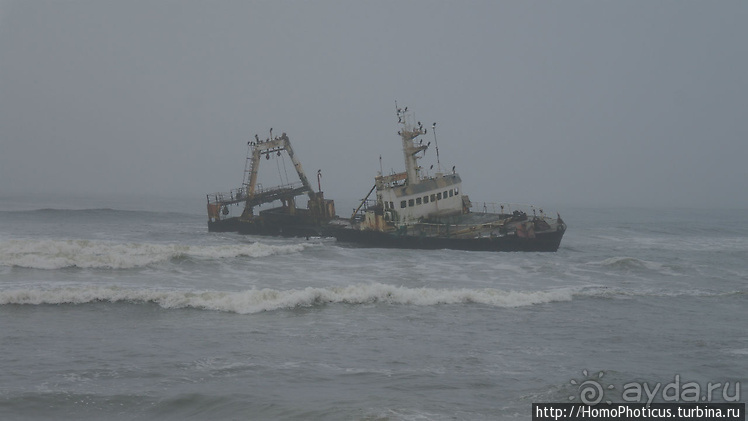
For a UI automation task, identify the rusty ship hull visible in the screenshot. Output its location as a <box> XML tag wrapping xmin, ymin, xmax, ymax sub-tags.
<box><xmin>208</xmin><ymin>207</ymin><xmax>331</xmax><ymax>238</ymax></box>
<box><xmin>328</xmin><ymin>206</ymin><xmax>566</xmax><ymax>252</ymax></box>
<box><xmin>330</xmin><ymin>225</ymin><xmax>565</xmax><ymax>252</ymax></box>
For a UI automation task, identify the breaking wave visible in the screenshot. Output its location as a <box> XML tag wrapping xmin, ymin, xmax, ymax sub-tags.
<box><xmin>0</xmin><ymin>284</ymin><xmax>578</xmax><ymax>313</ymax></box>
<box><xmin>0</xmin><ymin>239</ymin><xmax>312</xmax><ymax>269</ymax></box>
<box><xmin>589</xmin><ymin>256</ymin><xmax>681</xmax><ymax>275</ymax></box>
<box><xmin>1</xmin><ymin>284</ymin><xmax>741</xmax><ymax>314</ymax></box>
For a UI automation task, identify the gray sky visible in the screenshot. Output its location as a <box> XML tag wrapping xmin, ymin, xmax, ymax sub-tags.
<box><xmin>1</xmin><ymin>1</ymin><xmax>746</xmax><ymax>209</ymax></box>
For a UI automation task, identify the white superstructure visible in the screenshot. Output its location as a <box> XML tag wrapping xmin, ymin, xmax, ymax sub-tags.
<box><xmin>355</xmin><ymin>107</ymin><xmax>468</xmax><ymax>229</ymax></box>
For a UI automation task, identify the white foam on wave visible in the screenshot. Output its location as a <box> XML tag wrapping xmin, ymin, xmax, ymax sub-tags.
<box><xmin>0</xmin><ymin>283</ymin><xmax>576</xmax><ymax>313</ymax></box>
<box><xmin>0</xmin><ymin>239</ymin><xmax>311</xmax><ymax>269</ymax></box>
<box><xmin>2</xmin><ymin>284</ymin><xmax>735</xmax><ymax>313</ymax></box>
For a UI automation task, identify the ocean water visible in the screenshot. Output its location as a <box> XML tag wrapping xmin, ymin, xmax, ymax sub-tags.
<box><xmin>0</xmin><ymin>196</ymin><xmax>746</xmax><ymax>420</ymax></box>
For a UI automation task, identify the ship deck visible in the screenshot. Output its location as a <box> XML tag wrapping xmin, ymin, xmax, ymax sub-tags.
<box><xmin>331</xmin><ymin>210</ymin><xmax>562</xmax><ymax>240</ymax></box>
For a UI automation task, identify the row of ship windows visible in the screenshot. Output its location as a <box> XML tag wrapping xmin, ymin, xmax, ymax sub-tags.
<box><xmin>384</xmin><ymin>188</ymin><xmax>459</xmax><ymax>210</ymax></box>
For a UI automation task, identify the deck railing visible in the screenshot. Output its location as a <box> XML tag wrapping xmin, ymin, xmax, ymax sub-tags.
<box><xmin>472</xmin><ymin>202</ymin><xmax>554</xmax><ymax>218</ymax></box>
<box><xmin>207</xmin><ymin>181</ymin><xmax>304</xmax><ymax>206</ymax></box>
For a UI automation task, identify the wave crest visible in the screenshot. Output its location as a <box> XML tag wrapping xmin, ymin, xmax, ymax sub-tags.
<box><xmin>591</xmin><ymin>256</ymin><xmax>680</xmax><ymax>275</ymax></box>
<box><xmin>0</xmin><ymin>239</ymin><xmax>310</xmax><ymax>269</ymax></box>
<box><xmin>598</xmin><ymin>257</ymin><xmax>649</xmax><ymax>269</ymax></box>
<box><xmin>0</xmin><ymin>284</ymin><xmax>575</xmax><ymax>313</ymax></box>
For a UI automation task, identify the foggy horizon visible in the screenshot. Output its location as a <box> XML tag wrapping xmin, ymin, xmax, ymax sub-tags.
<box><xmin>1</xmin><ymin>1</ymin><xmax>746</xmax><ymax>211</ymax></box>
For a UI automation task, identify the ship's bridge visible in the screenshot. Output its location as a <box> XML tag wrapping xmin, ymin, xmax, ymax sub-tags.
<box><xmin>379</xmin><ymin>173</ymin><xmax>464</xmax><ymax>223</ymax></box>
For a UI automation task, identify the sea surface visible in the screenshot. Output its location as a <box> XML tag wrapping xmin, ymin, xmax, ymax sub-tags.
<box><xmin>1</xmin><ymin>195</ymin><xmax>746</xmax><ymax>420</ymax></box>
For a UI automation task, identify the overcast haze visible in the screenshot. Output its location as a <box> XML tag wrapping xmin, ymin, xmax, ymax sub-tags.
<box><xmin>1</xmin><ymin>1</ymin><xmax>746</xmax><ymax>210</ymax></box>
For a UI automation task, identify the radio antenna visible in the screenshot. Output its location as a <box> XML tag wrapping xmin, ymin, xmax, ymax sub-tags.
<box><xmin>432</xmin><ymin>122</ymin><xmax>441</xmax><ymax>174</ymax></box>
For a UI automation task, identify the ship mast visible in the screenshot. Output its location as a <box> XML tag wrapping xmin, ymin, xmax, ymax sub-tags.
<box><xmin>396</xmin><ymin>106</ymin><xmax>428</xmax><ymax>185</ymax></box>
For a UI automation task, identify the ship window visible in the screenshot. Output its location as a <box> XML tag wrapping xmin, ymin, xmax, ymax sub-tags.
<box><xmin>400</xmin><ymin>200</ymin><xmax>406</xmax><ymax>209</ymax></box>
<box><xmin>436</xmin><ymin>192</ymin><xmax>442</xmax><ymax>200</ymax></box>
<box><xmin>424</xmin><ymin>196</ymin><xmax>429</xmax><ymax>204</ymax></box>
<box><xmin>408</xmin><ymin>199</ymin><xmax>414</xmax><ymax>207</ymax></box>
<box><xmin>416</xmin><ymin>197</ymin><xmax>422</xmax><ymax>205</ymax></box>
<box><xmin>449</xmin><ymin>189</ymin><xmax>454</xmax><ymax>197</ymax></box>
<box><xmin>384</xmin><ymin>201</ymin><xmax>389</xmax><ymax>210</ymax></box>
<box><xmin>454</xmin><ymin>188</ymin><xmax>459</xmax><ymax>194</ymax></box>
<box><xmin>430</xmin><ymin>194</ymin><xmax>436</xmax><ymax>202</ymax></box>
<box><xmin>390</xmin><ymin>201</ymin><xmax>394</xmax><ymax>209</ymax></box>
<box><xmin>444</xmin><ymin>191</ymin><xmax>448</xmax><ymax>198</ymax></box>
